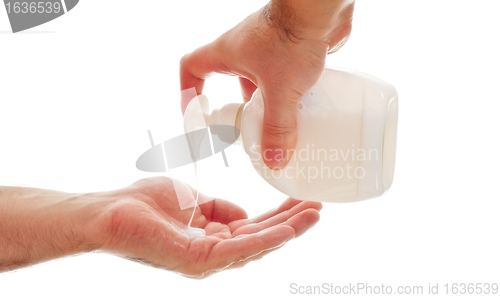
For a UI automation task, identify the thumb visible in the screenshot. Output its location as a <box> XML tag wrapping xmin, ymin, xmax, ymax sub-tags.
<box><xmin>261</xmin><ymin>88</ymin><xmax>302</xmax><ymax>170</ymax></box>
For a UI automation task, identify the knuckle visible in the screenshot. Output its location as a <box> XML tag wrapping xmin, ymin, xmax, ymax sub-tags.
<box><xmin>179</xmin><ymin>53</ymin><xmax>193</xmax><ymax>70</ymax></box>
<box><xmin>263</xmin><ymin>120</ymin><xmax>294</xmax><ymax>137</ymax></box>
<box><xmin>179</xmin><ymin>54</ymin><xmax>188</xmax><ymax>67</ymax></box>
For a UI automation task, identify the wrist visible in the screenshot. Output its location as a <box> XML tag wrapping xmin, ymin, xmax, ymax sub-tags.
<box><xmin>263</xmin><ymin>0</ymin><xmax>354</xmax><ymax>44</ymax></box>
<box><xmin>61</xmin><ymin>191</ymin><xmax>112</xmax><ymax>253</ymax></box>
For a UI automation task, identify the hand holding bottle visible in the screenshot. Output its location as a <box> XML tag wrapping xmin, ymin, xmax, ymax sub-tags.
<box><xmin>180</xmin><ymin>0</ymin><xmax>355</xmax><ymax>169</ymax></box>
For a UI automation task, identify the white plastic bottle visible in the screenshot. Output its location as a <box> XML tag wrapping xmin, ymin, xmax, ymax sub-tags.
<box><xmin>184</xmin><ymin>67</ymin><xmax>398</xmax><ymax>203</ymax></box>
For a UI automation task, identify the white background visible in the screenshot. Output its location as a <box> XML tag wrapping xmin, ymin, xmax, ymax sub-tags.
<box><xmin>1</xmin><ymin>0</ymin><xmax>499</xmax><ymax>297</ymax></box>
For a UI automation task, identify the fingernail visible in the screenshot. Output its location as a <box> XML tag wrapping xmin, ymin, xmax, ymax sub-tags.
<box><xmin>263</xmin><ymin>148</ymin><xmax>288</xmax><ymax>170</ymax></box>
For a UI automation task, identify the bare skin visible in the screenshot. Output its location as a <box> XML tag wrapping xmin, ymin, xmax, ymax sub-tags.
<box><xmin>1</xmin><ymin>0</ymin><xmax>354</xmax><ymax>278</ymax></box>
<box><xmin>0</xmin><ymin>177</ymin><xmax>321</xmax><ymax>278</ymax></box>
<box><xmin>180</xmin><ymin>0</ymin><xmax>355</xmax><ymax>169</ymax></box>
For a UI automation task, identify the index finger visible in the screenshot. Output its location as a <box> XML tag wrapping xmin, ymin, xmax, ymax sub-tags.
<box><xmin>180</xmin><ymin>43</ymin><xmax>226</xmax><ymax>114</ymax></box>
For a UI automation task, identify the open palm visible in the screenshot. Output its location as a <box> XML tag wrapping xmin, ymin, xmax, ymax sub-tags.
<box><xmin>99</xmin><ymin>177</ymin><xmax>321</xmax><ymax>278</ymax></box>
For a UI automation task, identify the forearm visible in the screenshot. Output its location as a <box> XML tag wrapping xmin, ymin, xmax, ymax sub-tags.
<box><xmin>0</xmin><ymin>186</ymin><xmax>107</xmax><ymax>272</ymax></box>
